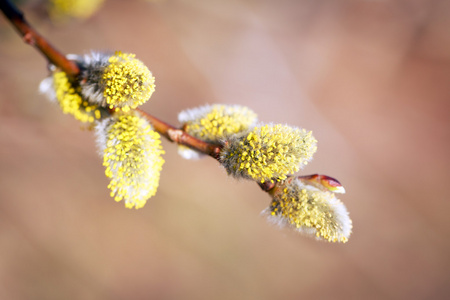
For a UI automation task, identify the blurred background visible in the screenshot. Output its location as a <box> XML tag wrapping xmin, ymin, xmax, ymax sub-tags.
<box><xmin>1</xmin><ymin>0</ymin><xmax>449</xmax><ymax>299</ymax></box>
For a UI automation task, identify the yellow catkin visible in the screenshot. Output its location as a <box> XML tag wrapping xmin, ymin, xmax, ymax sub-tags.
<box><xmin>101</xmin><ymin>113</ymin><xmax>164</xmax><ymax>209</ymax></box>
<box><xmin>52</xmin><ymin>71</ymin><xmax>103</xmax><ymax>123</ymax></box>
<box><xmin>269</xmin><ymin>177</ymin><xmax>351</xmax><ymax>243</ymax></box>
<box><xmin>102</xmin><ymin>52</ymin><xmax>155</xmax><ymax>112</ymax></box>
<box><xmin>182</xmin><ymin>104</ymin><xmax>257</xmax><ymax>142</ymax></box>
<box><xmin>48</xmin><ymin>0</ymin><xmax>105</xmax><ymax>20</ymax></box>
<box><xmin>221</xmin><ymin>124</ymin><xmax>317</xmax><ymax>183</ymax></box>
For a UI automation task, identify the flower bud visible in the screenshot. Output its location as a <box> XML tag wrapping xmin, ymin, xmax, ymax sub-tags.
<box><xmin>79</xmin><ymin>51</ymin><xmax>155</xmax><ymax>112</ymax></box>
<box><xmin>40</xmin><ymin>69</ymin><xmax>106</xmax><ymax>123</ymax></box>
<box><xmin>265</xmin><ymin>177</ymin><xmax>352</xmax><ymax>243</ymax></box>
<box><xmin>95</xmin><ymin>111</ymin><xmax>165</xmax><ymax>209</ymax></box>
<box><xmin>298</xmin><ymin>174</ymin><xmax>346</xmax><ymax>194</ymax></box>
<box><xmin>220</xmin><ymin>124</ymin><xmax>317</xmax><ymax>183</ymax></box>
<box><xmin>48</xmin><ymin>0</ymin><xmax>105</xmax><ymax>22</ymax></box>
<box><xmin>179</xmin><ymin>104</ymin><xmax>257</xmax><ymax>142</ymax></box>
<box><xmin>177</xmin><ymin>104</ymin><xmax>257</xmax><ymax>159</ymax></box>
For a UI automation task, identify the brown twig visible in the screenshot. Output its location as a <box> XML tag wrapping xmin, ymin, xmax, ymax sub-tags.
<box><xmin>136</xmin><ymin>109</ymin><xmax>222</xmax><ymax>159</ymax></box>
<box><xmin>0</xmin><ymin>0</ymin><xmax>80</xmax><ymax>79</ymax></box>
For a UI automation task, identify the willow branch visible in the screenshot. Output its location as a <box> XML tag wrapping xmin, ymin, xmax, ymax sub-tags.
<box><xmin>0</xmin><ymin>0</ymin><xmax>221</xmax><ymax>156</ymax></box>
<box><xmin>1</xmin><ymin>0</ymin><xmax>276</xmax><ymax>192</ymax></box>
<box><xmin>0</xmin><ymin>0</ymin><xmax>79</xmax><ymax>79</ymax></box>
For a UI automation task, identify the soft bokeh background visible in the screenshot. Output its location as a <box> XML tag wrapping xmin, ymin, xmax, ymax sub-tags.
<box><xmin>1</xmin><ymin>0</ymin><xmax>449</xmax><ymax>299</ymax></box>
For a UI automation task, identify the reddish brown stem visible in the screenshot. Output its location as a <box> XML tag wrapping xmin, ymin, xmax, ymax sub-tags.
<box><xmin>0</xmin><ymin>0</ymin><xmax>79</xmax><ymax>79</ymax></box>
<box><xmin>137</xmin><ymin>109</ymin><xmax>222</xmax><ymax>159</ymax></box>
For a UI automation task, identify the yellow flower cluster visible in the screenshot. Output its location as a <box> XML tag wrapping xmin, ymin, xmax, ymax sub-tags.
<box><xmin>177</xmin><ymin>104</ymin><xmax>257</xmax><ymax>159</ymax></box>
<box><xmin>268</xmin><ymin>177</ymin><xmax>352</xmax><ymax>243</ymax></box>
<box><xmin>48</xmin><ymin>0</ymin><xmax>105</xmax><ymax>21</ymax></box>
<box><xmin>221</xmin><ymin>124</ymin><xmax>317</xmax><ymax>183</ymax></box>
<box><xmin>40</xmin><ymin>51</ymin><xmax>161</xmax><ymax>208</ymax></box>
<box><xmin>52</xmin><ymin>71</ymin><xmax>104</xmax><ymax>123</ymax></box>
<box><xmin>180</xmin><ymin>104</ymin><xmax>257</xmax><ymax>142</ymax></box>
<box><xmin>100</xmin><ymin>112</ymin><xmax>165</xmax><ymax>209</ymax></box>
<box><xmin>103</xmin><ymin>52</ymin><xmax>155</xmax><ymax>112</ymax></box>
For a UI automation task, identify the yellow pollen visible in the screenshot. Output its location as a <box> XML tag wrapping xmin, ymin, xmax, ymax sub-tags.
<box><xmin>182</xmin><ymin>105</ymin><xmax>257</xmax><ymax>143</ymax></box>
<box><xmin>222</xmin><ymin>124</ymin><xmax>317</xmax><ymax>182</ymax></box>
<box><xmin>52</xmin><ymin>71</ymin><xmax>103</xmax><ymax>123</ymax></box>
<box><xmin>103</xmin><ymin>51</ymin><xmax>155</xmax><ymax>112</ymax></box>
<box><xmin>102</xmin><ymin>113</ymin><xmax>165</xmax><ymax>209</ymax></box>
<box><xmin>270</xmin><ymin>179</ymin><xmax>350</xmax><ymax>243</ymax></box>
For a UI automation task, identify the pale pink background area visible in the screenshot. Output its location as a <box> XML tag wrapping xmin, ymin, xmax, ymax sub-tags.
<box><xmin>1</xmin><ymin>0</ymin><xmax>449</xmax><ymax>299</ymax></box>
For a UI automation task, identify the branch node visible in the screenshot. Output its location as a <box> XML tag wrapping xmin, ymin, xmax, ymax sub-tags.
<box><xmin>167</xmin><ymin>128</ymin><xmax>183</xmax><ymax>143</ymax></box>
<box><xmin>259</xmin><ymin>181</ymin><xmax>276</xmax><ymax>192</ymax></box>
<box><xmin>23</xmin><ymin>32</ymin><xmax>34</xmax><ymax>45</ymax></box>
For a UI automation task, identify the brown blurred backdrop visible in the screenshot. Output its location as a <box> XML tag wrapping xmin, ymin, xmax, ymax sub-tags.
<box><xmin>1</xmin><ymin>0</ymin><xmax>450</xmax><ymax>299</ymax></box>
